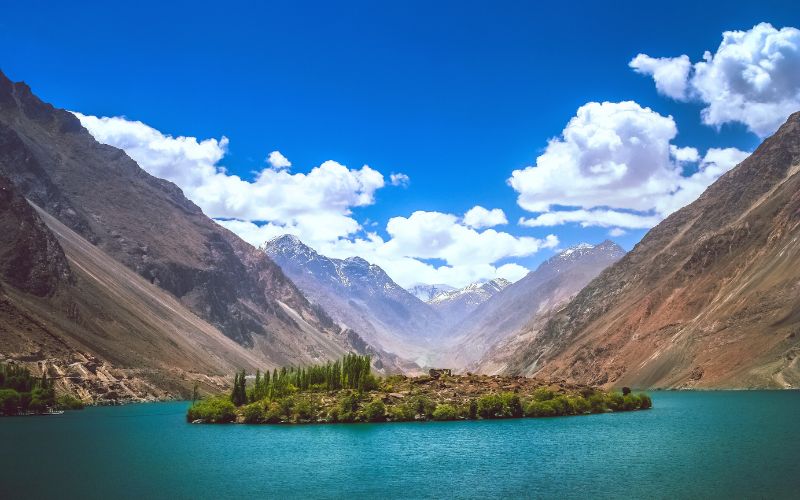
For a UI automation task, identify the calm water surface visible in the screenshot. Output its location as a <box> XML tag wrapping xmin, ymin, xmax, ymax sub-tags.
<box><xmin>1</xmin><ymin>391</ymin><xmax>798</xmax><ymax>499</ymax></box>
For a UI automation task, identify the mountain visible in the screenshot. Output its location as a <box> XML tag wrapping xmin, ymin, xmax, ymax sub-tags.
<box><xmin>444</xmin><ymin>241</ymin><xmax>625</xmax><ymax>369</ymax></box>
<box><xmin>1</xmin><ymin>175</ymin><xmax>267</xmax><ymax>402</ymax></box>
<box><xmin>0</xmin><ymin>70</ymin><xmax>402</xmax><ymax>400</ymax></box>
<box><xmin>407</xmin><ymin>283</ymin><xmax>456</xmax><ymax>302</ymax></box>
<box><xmin>429</xmin><ymin>278</ymin><xmax>510</xmax><ymax>325</ymax></box>
<box><xmin>500</xmin><ymin>112</ymin><xmax>800</xmax><ymax>389</ymax></box>
<box><xmin>264</xmin><ymin>235</ymin><xmax>443</xmax><ymax>367</ymax></box>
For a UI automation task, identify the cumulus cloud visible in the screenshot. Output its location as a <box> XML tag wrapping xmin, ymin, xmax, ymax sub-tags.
<box><xmin>630</xmin><ymin>54</ymin><xmax>692</xmax><ymax>100</ymax></box>
<box><xmin>509</xmin><ymin>101</ymin><xmax>749</xmax><ymax>229</ymax></box>
<box><xmin>631</xmin><ymin>23</ymin><xmax>800</xmax><ymax>137</ymax></box>
<box><xmin>608</xmin><ymin>228</ymin><xmax>627</xmax><ymax>237</ymax></box>
<box><xmin>463</xmin><ymin>206</ymin><xmax>508</xmax><ymax>229</ymax></box>
<box><xmin>389</xmin><ymin>172</ymin><xmax>410</xmax><ymax>187</ymax></box>
<box><xmin>74</xmin><ymin>113</ymin><xmax>383</xmax><ymax>244</ymax></box>
<box><xmin>75</xmin><ymin>112</ymin><xmax>552</xmax><ymax>288</ymax></box>
<box><xmin>267</xmin><ymin>150</ymin><xmax>292</xmax><ymax>169</ymax></box>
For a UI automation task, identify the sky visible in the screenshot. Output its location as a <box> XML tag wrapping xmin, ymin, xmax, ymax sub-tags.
<box><xmin>2</xmin><ymin>0</ymin><xmax>798</xmax><ymax>287</ymax></box>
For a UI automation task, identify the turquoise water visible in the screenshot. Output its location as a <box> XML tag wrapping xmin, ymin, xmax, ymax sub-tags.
<box><xmin>1</xmin><ymin>391</ymin><xmax>798</xmax><ymax>499</ymax></box>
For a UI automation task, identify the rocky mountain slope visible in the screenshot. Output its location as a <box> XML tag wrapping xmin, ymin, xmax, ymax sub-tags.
<box><xmin>0</xmin><ymin>70</ymin><xmax>402</xmax><ymax>400</ymax></box>
<box><xmin>444</xmin><ymin>242</ymin><xmax>625</xmax><ymax>369</ymax></box>
<box><xmin>429</xmin><ymin>278</ymin><xmax>510</xmax><ymax>325</ymax></box>
<box><xmin>264</xmin><ymin>235</ymin><xmax>441</xmax><ymax>368</ymax></box>
<box><xmin>500</xmin><ymin>112</ymin><xmax>800</xmax><ymax>389</ymax></box>
<box><xmin>1</xmin><ymin>175</ymin><xmax>267</xmax><ymax>402</ymax></box>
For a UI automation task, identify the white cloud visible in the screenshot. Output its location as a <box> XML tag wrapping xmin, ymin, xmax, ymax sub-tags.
<box><xmin>519</xmin><ymin>209</ymin><xmax>660</xmax><ymax>229</ymax></box>
<box><xmin>631</xmin><ymin>23</ymin><xmax>800</xmax><ymax>137</ymax></box>
<box><xmin>608</xmin><ymin>228</ymin><xmax>627</xmax><ymax>237</ymax></box>
<box><xmin>495</xmin><ymin>263</ymin><xmax>530</xmax><ymax>283</ymax></box>
<box><xmin>630</xmin><ymin>54</ymin><xmax>692</xmax><ymax>100</ymax></box>
<box><xmin>75</xmin><ymin>112</ymin><xmax>553</xmax><ymax>288</ymax></box>
<box><xmin>509</xmin><ymin>101</ymin><xmax>749</xmax><ymax>229</ymax></box>
<box><xmin>74</xmin><ymin>113</ymin><xmax>383</xmax><ymax>245</ymax></box>
<box><xmin>463</xmin><ymin>206</ymin><xmax>508</xmax><ymax>229</ymax></box>
<box><xmin>267</xmin><ymin>150</ymin><xmax>292</xmax><ymax>169</ymax></box>
<box><xmin>389</xmin><ymin>172</ymin><xmax>410</xmax><ymax>187</ymax></box>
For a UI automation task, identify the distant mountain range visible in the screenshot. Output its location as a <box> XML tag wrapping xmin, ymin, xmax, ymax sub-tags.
<box><xmin>407</xmin><ymin>283</ymin><xmax>456</xmax><ymax>302</ymax></box>
<box><xmin>264</xmin><ymin>235</ymin><xmax>443</xmax><ymax>367</ymax></box>
<box><xmin>444</xmin><ymin>241</ymin><xmax>626</xmax><ymax>369</ymax></box>
<box><xmin>496</xmin><ymin>112</ymin><xmax>800</xmax><ymax>388</ymax></box>
<box><xmin>428</xmin><ymin>278</ymin><xmax>510</xmax><ymax>326</ymax></box>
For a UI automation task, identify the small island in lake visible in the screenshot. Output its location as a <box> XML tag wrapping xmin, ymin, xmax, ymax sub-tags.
<box><xmin>187</xmin><ymin>355</ymin><xmax>651</xmax><ymax>424</ymax></box>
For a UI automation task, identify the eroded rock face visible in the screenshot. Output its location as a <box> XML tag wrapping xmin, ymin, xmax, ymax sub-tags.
<box><xmin>0</xmin><ymin>175</ymin><xmax>72</xmax><ymax>296</ymax></box>
<box><xmin>501</xmin><ymin>112</ymin><xmax>800</xmax><ymax>389</ymax></box>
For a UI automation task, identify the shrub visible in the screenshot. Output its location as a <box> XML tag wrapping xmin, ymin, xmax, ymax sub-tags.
<box><xmin>241</xmin><ymin>402</ymin><xmax>265</xmax><ymax>423</ymax></box>
<box><xmin>622</xmin><ymin>394</ymin><xmax>641</xmax><ymax>411</ymax></box>
<box><xmin>337</xmin><ymin>392</ymin><xmax>360</xmax><ymax>422</ymax></box>
<box><xmin>407</xmin><ymin>395</ymin><xmax>436</xmax><ymax>417</ymax></box>
<box><xmin>0</xmin><ymin>389</ymin><xmax>21</xmax><ymax>415</ymax></box>
<box><xmin>361</xmin><ymin>400</ymin><xmax>386</xmax><ymax>422</ymax></box>
<box><xmin>264</xmin><ymin>402</ymin><xmax>283</xmax><ymax>423</ymax></box>
<box><xmin>606</xmin><ymin>392</ymin><xmax>624</xmax><ymax>411</ymax></box>
<box><xmin>388</xmin><ymin>403</ymin><xmax>416</xmax><ymax>422</ymax></box>
<box><xmin>55</xmin><ymin>394</ymin><xmax>85</xmax><ymax>410</ymax></box>
<box><xmin>503</xmin><ymin>393</ymin><xmax>524</xmax><ymax>418</ymax></box>
<box><xmin>571</xmin><ymin>396</ymin><xmax>591</xmax><ymax>414</ymax></box>
<box><xmin>531</xmin><ymin>387</ymin><xmax>555</xmax><ymax>401</ymax></box>
<box><xmin>525</xmin><ymin>400</ymin><xmax>557</xmax><ymax>417</ymax></box>
<box><xmin>293</xmin><ymin>397</ymin><xmax>314</xmax><ymax>421</ymax></box>
<box><xmin>468</xmin><ymin>399</ymin><xmax>478</xmax><ymax>419</ymax></box>
<box><xmin>187</xmin><ymin>396</ymin><xmax>236</xmax><ymax>423</ymax></box>
<box><xmin>476</xmin><ymin>394</ymin><xmax>503</xmax><ymax>418</ymax></box>
<box><xmin>432</xmin><ymin>404</ymin><xmax>458</xmax><ymax>421</ymax></box>
<box><xmin>588</xmin><ymin>393</ymin><xmax>608</xmax><ymax>413</ymax></box>
<box><xmin>638</xmin><ymin>393</ymin><xmax>652</xmax><ymax>409</ymax></box>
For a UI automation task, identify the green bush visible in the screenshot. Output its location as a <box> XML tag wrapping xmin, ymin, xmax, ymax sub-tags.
<box><xmin>263</xmin><ymin>402</ymin><xmax>283</xmax><ymax>423</ymax></box>
<box><xmin>241</xmin><ymin>402</ymin><xmax>265</xmax><ymax>423</ymax></box>
<box><xmin>55</xmin><ymin>394</ymin><xmax>85</xmax><ymax>410</ymax></box>
<box><xmin>187</xmin><ymin>396</ymin><xmax>237</xmax><ymax>423</ymax></box>
<box><xmin>588</xmin><ymin>393</ymin><xmax>608</xmax><ymax>413</ymax></box>
<box><xmin>638</xmin><ymin>393</ymin><xmax>652</xmax><ymax>409</ymax></box>
<box><xmin>477</xmin><ymin>393</ymin><xmax>520</xmax><ymax>418</ymax></box>
<box><xmin>407</xmin><ymin>395</ymin><xmax>436</xmax><ymax>417</ymax></box>
<box><xmin>525</xmin><ymin>400</ymin><xmax>557</xmax><ymax>417</ymax></box>
<box><xmin>0</xmin><ymin>389</ymin><xmax>20</xmax><ymax>415</ymax></box>
<box><xmin>531</xmin><ymin>387</ymin><xmax>555</xmax><ymax>401</ymax></box>
<box><xmin>361</xmin><ymin>400</ymin><xmax>386</xmax><ymax>422</ymax></box>
<box><xmin>571</xmin><ymin>396</ymin><xmax>590</xmax><ymax>414</ymax></box>
<box><xmin>337</xmin><ymin>392</ymin><xmax>361</xmax><ymax>422</ymax></box>
<box><xmin>432</xmin><ymin>404</ymin><xmax>458</xmax><ymax>421</ymax></box>
<box><xmin>606</xmin><ymin>392</ymin><xmax>624</xmax><ymax>411</ymax></box>
<box><xmin>622</xmin><ymin>394</ymin><xmax>641</xmax><ymax>411</ymax></box>
<box><xmin>388</xmin><ymin>403</ymin><xmax>416</xmax><ymax>421</ymax></box>
<box><xmin>293</xmin><ymin>397</ymin><xmax>314</xmax><ymax>421</ymax></box>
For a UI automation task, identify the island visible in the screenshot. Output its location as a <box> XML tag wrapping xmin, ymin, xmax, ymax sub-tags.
<box><xmin>187</xmin><ymin>355</ymin><xmax>651</xmax><ymax>424</ymax></box>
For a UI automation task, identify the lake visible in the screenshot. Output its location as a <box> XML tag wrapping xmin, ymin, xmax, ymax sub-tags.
<box><xmin>1</xmin><ymin>391</ymin><xmax>798</xmax><ymax>499</ymax></box>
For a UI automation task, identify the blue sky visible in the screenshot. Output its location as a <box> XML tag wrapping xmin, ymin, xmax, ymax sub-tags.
<box><xmin>2</xmin><ymin>1</ymin><xmax>798</xmax><ymax>287</ymax></box>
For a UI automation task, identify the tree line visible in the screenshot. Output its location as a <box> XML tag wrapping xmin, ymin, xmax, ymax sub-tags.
<box><xmin>231</xmin><ymin>353</ymin><xmax>376</xmax><ymax>406</ymax></box>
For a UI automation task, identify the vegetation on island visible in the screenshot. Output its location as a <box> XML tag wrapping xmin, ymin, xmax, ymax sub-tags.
<box><xmin>187</xmin><ymin>355</ymin><xmax>652</xmax><ymax>424</ymax></box>
<box><xmin>0</xmin><ymin>362</ymin><xmax>85</xmax><ymax>416</ymax></box>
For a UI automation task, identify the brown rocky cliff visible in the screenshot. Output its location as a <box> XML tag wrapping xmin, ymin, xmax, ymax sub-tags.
<box><xmin>501</xmin><ymin>112</ymin><xmax>800</xmax><ymax>389</ymax></box>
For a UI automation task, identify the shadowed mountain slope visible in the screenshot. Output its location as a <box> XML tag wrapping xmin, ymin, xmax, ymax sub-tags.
<box><xmin>0</xmin><ymin>70</ymin><xmax>402</xmax><ymax>397</ymax></box>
